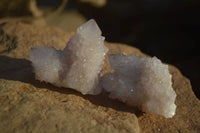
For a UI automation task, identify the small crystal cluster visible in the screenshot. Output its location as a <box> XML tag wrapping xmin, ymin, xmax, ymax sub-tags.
<box><xmin>30</xmin><ymin>19</ymin><xmax>177</xmax><ymax>118</ymax></box>
<box><xmin>30</xmin><ymin>19</ymin><xmax>108</xmax><ymax>95</ymax></box>
<box><xmin>101</xmin><ymin>54</ymin><xmax>176</xmax><ymax>118</ymax></box>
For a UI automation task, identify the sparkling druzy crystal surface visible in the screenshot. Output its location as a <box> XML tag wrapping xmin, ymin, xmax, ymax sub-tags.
<box><xmin>30</xmin><ymin>19</ymin><xmax>108</xmax><ymax>95</ymax></box>
<box><xmin>102</xmin><ymin>54</ymin><xmax>177</xmax><ymax>118</ymax></box>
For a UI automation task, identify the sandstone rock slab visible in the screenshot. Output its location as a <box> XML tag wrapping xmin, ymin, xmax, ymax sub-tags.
<box><xmin>0</xmin><ymin>21</ymin><xmax>200</xmax><ymax>133</ymax></box>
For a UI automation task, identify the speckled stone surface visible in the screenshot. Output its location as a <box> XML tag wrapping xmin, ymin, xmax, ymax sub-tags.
<box><xmin>0</xmin><ymin>21</ymin><xmax>199</xmax><ymax>133</ymax></box>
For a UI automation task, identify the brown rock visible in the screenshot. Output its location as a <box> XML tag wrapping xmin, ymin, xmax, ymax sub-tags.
<box><xmin>0</xmin><ymin>21</ymin><xmax>200</xmax><ymax>133</ymax></box>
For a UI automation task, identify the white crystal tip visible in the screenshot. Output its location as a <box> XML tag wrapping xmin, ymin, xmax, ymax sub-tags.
<box><xmin>77</xmin><ymin>19</ymin><xmax>102</xmax><ymax>37</ymax></box>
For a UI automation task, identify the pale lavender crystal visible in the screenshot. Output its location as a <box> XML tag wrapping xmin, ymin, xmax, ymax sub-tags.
<box><xmin>30</xmin><ymin>19</ymin><xmax>176</xmax><ymax>118</ymax></box>
<box><xmin>30</xmin><ymin>19</ymin><xmax>108</xmax><ymax>95</ymax></box>
<box><xmin>102</xmin><ymin>54</ymin><xmax>177</xmax><ymax>118</ymax></box>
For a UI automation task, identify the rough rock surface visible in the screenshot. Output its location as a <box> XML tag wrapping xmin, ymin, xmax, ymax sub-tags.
<box><xmin>0</xmin><ymin>21</ymin><xmax>200</xmax><ymax>133</ymax></box>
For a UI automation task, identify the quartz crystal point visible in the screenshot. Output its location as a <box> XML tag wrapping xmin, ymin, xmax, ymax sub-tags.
<box><xmin>30</xmin><ymin>19</ymin><xmax>108</xmax><ymax>95</ymax></box>
<box><xmin>102</xmin><ymin>54</ymin><xmax>177</xmax><ymax>118</ymax></box>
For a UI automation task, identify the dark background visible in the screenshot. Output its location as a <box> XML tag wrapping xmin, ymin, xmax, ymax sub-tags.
<box><xmin>34</xmin><ymin>0</ymin><xmax>200</xmax><ymax>99</ymax></box>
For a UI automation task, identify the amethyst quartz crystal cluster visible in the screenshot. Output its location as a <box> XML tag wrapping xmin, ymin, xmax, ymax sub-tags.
<box><xmin>30</xmin><ymin>19</ymin><xmax>176</xmax><ymax>118</ymax></box>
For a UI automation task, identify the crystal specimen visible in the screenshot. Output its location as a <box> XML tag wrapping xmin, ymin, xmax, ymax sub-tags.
<box><xmin>30</xmin><ymin>19</ymin><xmax>108</xmax><ymax>95</ymax></box>
<box><xmin>101</xmin><ymin>54</ymin><xmax>177</xmax><ymax>118</ymax></box>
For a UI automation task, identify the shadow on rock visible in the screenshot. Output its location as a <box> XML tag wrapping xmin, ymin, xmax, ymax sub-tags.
<box><xmin>0</xmin><ymin>55</ymin><xmax>142</xmax><ymax>117</ymax></box>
